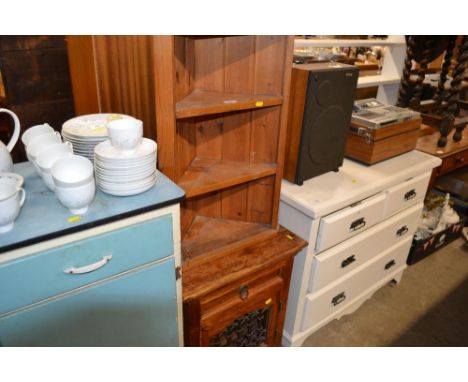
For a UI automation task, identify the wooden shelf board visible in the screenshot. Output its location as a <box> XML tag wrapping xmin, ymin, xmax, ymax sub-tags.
<box><xmin>175</xmin><ymin>89</ymin><xmax>283</xmax><ymax>119</ymax></box>
<box><xmin>357</xmin><ymin>74</ymin><xmax>401</xmax><ymax>88</ymax></box>
<box><xmin>182</xmin><ymin>224</ymin><xmax>307</xmax><ymax>301</ymax></box>
<box><xmin>182</xmin><ymin>215</ymin><xmax>276</xmax><ymax>263</ymax></box>
<box><xmin>178</xmin><ymin>157</ymin><xmax>277</xmax><ymax>198</ymax></box>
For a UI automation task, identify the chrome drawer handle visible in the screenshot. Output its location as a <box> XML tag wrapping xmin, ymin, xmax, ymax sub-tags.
<box><xmin>404</xmin><ymin>189</ymin><xmax>417</xmax><ymax>201</ymax></box>
<box><xmin>64</xmin><ymin>255</ymin><xmax>112</xmax><ymax>274</ymax></box>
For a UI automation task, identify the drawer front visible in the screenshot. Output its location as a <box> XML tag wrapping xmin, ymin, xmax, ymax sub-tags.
<box><xmin>439</xmin><ymin>150</ymin><xmax>468</xmax><ymax>175</ymax></box>
<box><xmin>0</xmin><ymin>214</ymin><xmax>174</xmax><ymax>315</ymax></box>
<box><xmin>302</xmin><ymin>237</ymin><xmax>412</xmax><ymax>331</ymax></box>
<box><xmin>309</xmin><ymin>202</ymin><xmax>422</xmax><ymax>292</ymax></box>
<box><xmin>384</xmin><ymin>172</ymin><xmax>431</xmax><ymax>218</ymax></box>
<box><xmin>315</xmin><ymin>193</ymin><xmax>386</xmax><ymax>252</ymax></box>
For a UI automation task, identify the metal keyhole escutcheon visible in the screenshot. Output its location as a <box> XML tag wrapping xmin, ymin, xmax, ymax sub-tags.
<box><xmin>239</xmin><ymin>285</ymin><xmax>249</xmax><ymax>300</ymax></box>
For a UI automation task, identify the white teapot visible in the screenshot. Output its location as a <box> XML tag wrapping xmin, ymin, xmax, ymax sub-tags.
<box><xmin>0</xmin><ymin>108</ymin><xmax>20</xmax><ymax>172</ymax></box>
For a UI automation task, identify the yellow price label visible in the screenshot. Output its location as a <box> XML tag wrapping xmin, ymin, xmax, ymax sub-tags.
<box><xmin>286</xmin><ymin>234</ymin><xmax>294</xmax><ymax>240</ymax></box>
<box><xmin>94</xmin><ymin>127</ymin><xmax>107</xmax><ymax>133</ymax></box>
<box><xmin>255</xmin><ymin>100</ymin><xmax>264</xmax><ymax>107</ymax></box>
<box><xmin>265</xmin><ymin>298</ymin><xmax>272</xmax><ymax>305</ymax></box>
<box><xmin>68</xmin><ymin>216</ymin><xmax>81</xmax><ymax>223</ymax></box>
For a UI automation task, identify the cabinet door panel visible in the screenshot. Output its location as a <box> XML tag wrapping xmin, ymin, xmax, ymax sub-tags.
<box><xmin>0</xmin><ymin>214</ymin><xmax>173</xmax><ymax>315</ymax></box>
<box><xmin>0</xmin><ymin>258</ymin><xmax>178</xmax><ymax>346</ymax></box>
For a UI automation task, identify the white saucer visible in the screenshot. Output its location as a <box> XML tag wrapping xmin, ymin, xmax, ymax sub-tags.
<box><xmin>94</xmin><ymin>138</ymin><xmax>157</xmax><ymax>160</ymax></box>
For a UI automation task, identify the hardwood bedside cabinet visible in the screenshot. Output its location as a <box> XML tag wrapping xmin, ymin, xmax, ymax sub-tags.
<box><xmin>182</xmin><ymin>227</ymin><xmax>306</xmax><ymax>347</ymax></box>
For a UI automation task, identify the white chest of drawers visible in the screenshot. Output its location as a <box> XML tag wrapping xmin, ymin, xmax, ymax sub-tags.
<box><xmin>279</xmin><ymin>150</ymin><xmax>441</xmax><ymax>346</ymax></box>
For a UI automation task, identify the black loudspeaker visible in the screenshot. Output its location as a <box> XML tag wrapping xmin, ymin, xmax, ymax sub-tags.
<box><xmin>284</xmin><ymin>63</ymin><xmax>359</xmax><ymax>185</ymax></box>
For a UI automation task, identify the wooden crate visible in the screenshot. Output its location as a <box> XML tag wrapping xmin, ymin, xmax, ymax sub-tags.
<box><xmin>345</xmin><ymin>118</ymin><xmax>421</xmax><ymax>165</ymax></box>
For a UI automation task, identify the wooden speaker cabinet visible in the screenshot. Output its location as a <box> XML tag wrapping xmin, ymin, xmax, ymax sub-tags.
<box><xmin>284</xmin><ymin>63</ymin><xmax>358</xmax><ymax>185</ymax></box>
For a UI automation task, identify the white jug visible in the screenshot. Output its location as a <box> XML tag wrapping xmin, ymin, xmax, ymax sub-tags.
<box><xmin>0</xmin><ymin>108</ymin><xmax>20</xmax><ymax>172</ymax></box>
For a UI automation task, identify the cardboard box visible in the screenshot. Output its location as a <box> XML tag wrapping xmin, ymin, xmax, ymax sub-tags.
<box><xmin>345</xmin><ymin>118</ymin><xmax>421</xmax><ymax>165</ymax></box>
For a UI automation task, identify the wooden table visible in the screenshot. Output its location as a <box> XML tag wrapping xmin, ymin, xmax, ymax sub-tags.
<box><xmin>416</xmin><ymin>127</ymin><xmax>468</xmax><ymax>190</ymax></box>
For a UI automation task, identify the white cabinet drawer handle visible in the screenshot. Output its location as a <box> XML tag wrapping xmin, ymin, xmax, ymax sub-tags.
<box><xmin>64</xmin><ymin>255</ymin><xmax>113</xmax><ymax>274</ymax></box>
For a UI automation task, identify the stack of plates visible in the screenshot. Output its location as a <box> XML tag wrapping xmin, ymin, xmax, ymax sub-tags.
<box><xmin>62</xmin><ymin>114</ymin><xmax>134</xmax><ymax>162</ymax></box>
<box><xmin>94</xmin><ymin>138</ymin><xmax>157</xmax><ymax>196</ymax></box>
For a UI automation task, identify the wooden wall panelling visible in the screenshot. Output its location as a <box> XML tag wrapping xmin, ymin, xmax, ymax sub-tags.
<box><xmin>194</xmin><ymin>192</ymin><xmax>222</xmax><ymax>224</ymax></box>
<box><xmin>66</xmin><ymin>36</ymin><xmax>100</xmax><ymax>115</ymax></box>
<box><xmin>247</xmin><ymin>175</ymin><xmax>275</xmax><ymax>224</ymax></box>
<box><xmin>176</xmin><ymin>119</ymin><xmax>196</xmax><ymax>179</ymax></box>
<box><xmin>254</xmin><ymin>36</ymin><xmax>286</xmax><ymax>96</ymax></box>
<box><xmin>222</xmin><ymin>37</ymin><xmax>255</xmax><ymax>223</ymax></box>
<box><xmin>250</xmin><ymin>107</ymin><xmax>281</xmax><ymax>164</ymax></box>
<box><xmin>224</xmin><ymin>36</ymin><xmax>255</xmax><ymax>94</ymax></box>
<box><xmin>174</xmin><ymin>36</ymin><xmax>193</xmax><ymax>102</ymax></box>
<box><xmin>195</xmin><ymin>115</ymin><xmax>223</xmax><ymax>159</ymax></box>
<box><xmin>194</xmin><ymin>38</ymin><xmax>225</xmax><ymax>92</ymax></box>
<box><xmin>68</xmin><ymin>36</ymin><xmax>157</xmax><ymax>141</ymax></box>
<box><xmin>221</xmin><ymin>184</ymin><xmax>249</xmax><ymax>221</ymax></box>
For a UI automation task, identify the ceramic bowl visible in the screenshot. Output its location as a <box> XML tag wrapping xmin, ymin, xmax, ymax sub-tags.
<box><xmin>21</xmin><ymin>123</ymin><xmax>55</xmax><ymax>147</ymax></box>
<box><xmin>51</xmin><ymin>155</ymin><xmax>94</xmax><ymax>188</ymax></box>
<box><xmin>106</xmin><ymin>118</ymin><xmax>143</xmax><ymax>153</ymax></box>
<box><xmin>0</xmin><ymin>183</ymin><xmax>26</xmax><ymax>233</ymax></box>
<box><xmin>54</xmin><ymin>179</ymin><xmax>95</xmax><ymax>215</ymax></box>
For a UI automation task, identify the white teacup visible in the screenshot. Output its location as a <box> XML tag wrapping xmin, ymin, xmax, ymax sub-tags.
<box><xmin>0</xmin><ymin>183</ymin><xmax>26</xmax><ymax>233</ymax></box>
<box><xmin>107</xmin><ymin>118</ymin><xmax>143</xmax><ymax>153</ymax></box>
<box><xmin>51</xmin><ymin>155</ymin><xmax>94</xmax><ymax>188</ymax></box>
<box><xmin>54</xmin><ymin>180</ymin><xmax>95</xmax><ymax>215</ymax></box>
<box><xmin>26</xmin><ymin>132</ymin><xmax>62</xmax><ymax>172</ymax></box>
<box><xmin>0</xmin><ymin>172</ymin><xmax>24</xmax><ymax>189</ymax></box>
<box><xmin>21</xmin><ymin>123</ymin><xmax>55</xmax><ymax>147</ymax></box>
<box><xmin>37</xmin><ymin>142</ymin><xmax>74</xmax><ymax>191</ymax></box>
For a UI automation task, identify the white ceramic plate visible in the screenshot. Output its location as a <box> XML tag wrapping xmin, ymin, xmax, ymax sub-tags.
<box><xmin>62</xmin><ymin>113</ymin><xmax>134</xmax><ymax>138</ymax></box>
<box><xmin>98</xmin><ymin>180</ymin><xmax>156</xmax><ymax>196</ymax></box>
<box><xmin>94</xmin><ymin>138</ymin><xmax>156</xmax><ymax>160</ymax></box>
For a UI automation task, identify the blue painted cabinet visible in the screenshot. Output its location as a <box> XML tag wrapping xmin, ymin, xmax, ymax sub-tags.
<box><xmin>0</xmin><ymin>258</ymin><xmax>178</xmax><ymax>346</ymax></box>
<box><xmin>0</xmin><ymin>163</ymin><xmax>185</xmax><ymax>346</ymax></box>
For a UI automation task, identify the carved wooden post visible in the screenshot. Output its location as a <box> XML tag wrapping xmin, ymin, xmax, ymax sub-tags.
<box><xmin>433</xmin><ymin>36</ymin><xmax>456</xmax><ymax>110</ymax></box>
<box><xmin>450</xmin><ymin>36</ymin><xmax>468</xmax><ymax>142</ymax></box>
<box><xmin>397</xmin><ymin>36</ymin><xmax>417</xmax><ymax>107</ymax></box>
<box><xmin>408</xmin><ymin>37</ymin><xmax>434</xmax><ymax>109</ymax></box>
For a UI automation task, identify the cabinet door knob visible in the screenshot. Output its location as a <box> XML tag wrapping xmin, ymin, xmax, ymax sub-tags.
<box><xmin>64</xmin><ymin>255</ymin><xmax>112</xmax><ymax>274</ymax></box>
<box><xmin>239</xmin><ymin>285</ymin><xmax>249</xmax><ymax>300</ymax></box>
